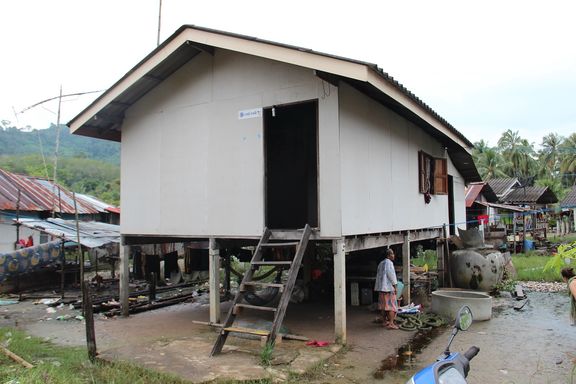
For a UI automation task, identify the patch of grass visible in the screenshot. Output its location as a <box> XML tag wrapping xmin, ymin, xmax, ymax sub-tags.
<box><xmin>412</xmin><ymin>249</ymin><xmax>438</xmax><ymax>270</ymax></box>
<box><xmin>0</xmin><ymin>328</ymin><xmax>190</xmax><ymax>384</ymax></box>
<box><xmin>512</xmin><ymin>253</ymin><xmax>562</xmax><ymax>282</ymax></box>
<box><xmin>259</xmin><ymin>342</ymin><xmax>274</xmax><ymax>366</ymax></box>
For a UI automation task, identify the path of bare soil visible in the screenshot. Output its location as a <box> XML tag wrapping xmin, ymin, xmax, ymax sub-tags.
<box><xmin>2</xmin><ymin>287</ymin><xmax>574</xmax><ymax>383</ymax></box>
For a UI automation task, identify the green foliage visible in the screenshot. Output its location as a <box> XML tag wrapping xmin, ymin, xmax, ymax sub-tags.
<box><xmin>512</xmin><ymin>254</ymin><xmax>563</xmax><ymax>282</ymax></box>
<box><xmin>259</xmin><ymin>342</ymin><xmax>274</xmax><ymax>366</ymax></box>
<box><xmin>0</xmin><ymin>123</ymin><xmax>120</xmax><ymax>165</ymax></box>
<box><xmin>412</xmin><ymin>246</ymin><xmax>437</xmax><ymax>270</ymax></box>
<box><xmin>544</xmin><ymin>240</ymin><xmax>576</xmax><ymax>274</ymax></box>
<box><xmin>0</xmin><ymin>328</ymin><xmax>188</xmax><ymax>384</ymax></box>
<box><xmin>0</xmin><ymin>154</ymin><xmax>120</xmax><ymax>206</ymax></box>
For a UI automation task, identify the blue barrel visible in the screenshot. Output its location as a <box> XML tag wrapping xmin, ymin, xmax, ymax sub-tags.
<box><xmin>523</xmin><ymin>240</ymin><xmax>534</xmax><ymax>251</ymax></box>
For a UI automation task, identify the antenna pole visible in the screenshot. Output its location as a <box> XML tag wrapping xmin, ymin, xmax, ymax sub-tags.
<box><xmin>52</xmin><ymin>85</ymin><xmax>63</xmax><ymax>218</ymax></box>
<box><xmin>157</xmin><ymin>0</ymin><xmax>162</xmax><ymax>47</ymax></box>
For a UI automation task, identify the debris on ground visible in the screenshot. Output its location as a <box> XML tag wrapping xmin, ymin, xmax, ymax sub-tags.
<box><xmin>521</xmin><ymin>281</ymin><xmax>566</xmax><ymax>293</ymax></box>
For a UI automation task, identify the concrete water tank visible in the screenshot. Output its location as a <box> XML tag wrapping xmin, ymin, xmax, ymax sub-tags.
<box><xmin>431</xmin><ymin>290</ymin><xmax>492</xmax><ymax>321</ymax></box>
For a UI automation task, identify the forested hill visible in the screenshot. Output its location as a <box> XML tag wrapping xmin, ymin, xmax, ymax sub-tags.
<box><xmin>0</xmin><ymin>123</ymin><xmax>121</xmax><ymax>205</ymax></box>
<box><xmin>0</xmin><ymin>123</ymin><xmax>120</xmax><ymax>165</ymax></box>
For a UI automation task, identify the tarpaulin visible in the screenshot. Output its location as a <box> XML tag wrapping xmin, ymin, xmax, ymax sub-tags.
<box><xmin>0</xmin><ymin>240</ymin><xmax>62</xmax><ymax>283</ymax></box>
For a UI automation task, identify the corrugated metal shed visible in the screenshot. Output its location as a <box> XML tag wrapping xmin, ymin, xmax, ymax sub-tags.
<box><xmin>0</xmin><ymin>168</ymin><xmax>116</xmax><ymax>215</ymax></box>
<box><xmin>560</xmin><ymin>185</ymin><xmax>576</xmax><ymax>208</ymax></box>
<box><xmin>486</xmin><ymin>178</ymin><xmax>520</xmax><ymax>198</ymax></box>
<box><xmin>503</xmin><ymin>186</ymin><xmax>558</xmax><ymax>205</ymax></box>
<box><xmin>465</xmin><ymin>182</ymin><xmax>498</xmax><ymax>208</ymax></box>
<box><xmin>16</xmin><ymin>218</ymin><xmax>120</xmax><ymax>248</ymax></box>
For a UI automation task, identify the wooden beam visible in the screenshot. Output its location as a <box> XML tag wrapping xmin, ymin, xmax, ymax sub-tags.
<box><xmin>402</xmin><ymin>234</ymin><xmax>411</xmax><ymax>305</ymax></box>
<box><xmin>209</xmin><ymin>238</ymin><xmax>221</xmax><ymax>324</ymax></box>
<box><xmin>344</xmin><ymin>228</ymin><xmax>441</xmax><ymax>252</ymax></box>
<box><xmin>333</xmin><ymin>238</ymin><xmax>346</xmax><ymax>344</ymax></box>
<box><xmin>119</xmin><ymin>244</ymin><xmax>130</xmax><ymax>317</ymax></box>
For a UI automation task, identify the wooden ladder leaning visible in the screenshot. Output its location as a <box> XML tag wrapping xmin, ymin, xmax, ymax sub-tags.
<box><xmin>210</xmin><ymin>224</ymin><xmax>312</xmax><ymax>356</ymax></box>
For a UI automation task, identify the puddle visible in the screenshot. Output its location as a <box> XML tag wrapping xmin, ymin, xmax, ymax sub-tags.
<box><xmin>373</xmin><ymin>327</ymin><xmax>446</xmax><ymax>379</ymax></box>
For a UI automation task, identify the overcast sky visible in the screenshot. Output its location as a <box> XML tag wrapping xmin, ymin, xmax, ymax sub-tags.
<box><xmin>1</xmin><ymin>0</ymin><xmax>575</xmax><ymax>148</ymax></box>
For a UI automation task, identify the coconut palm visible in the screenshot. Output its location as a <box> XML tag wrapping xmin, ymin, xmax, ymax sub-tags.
<box><xmin>538</xmin><ymin>133</ymin><xmax>563</xmax><ymax>179</ymax></box>
<box><xmin>497</xmin><ymin>130</ymin><xmax>535</xmax><ymax>179</ymax></box>
<box><xmin>476</xmin><ymin>147</ymin><xmax>508</xmax><ymax>180</ymax></box>
<box><xmin>559</xmin><ymin>133</ymin><xmax>576</xmax><ymax>186</ymax></box>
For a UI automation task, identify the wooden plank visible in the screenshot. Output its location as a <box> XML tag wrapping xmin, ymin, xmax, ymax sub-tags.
<box><xmin>252</xmin><ymin>261</ymin><xmax>292</xmax><ymax>266</ymax></box>
<box><xmin>193</xmin><ymin>321</ymin><xmax>308</xmax><ymax>341</ymax></box>
<box><xmin>82</xmin><ymin>281</ymin><xmax>97</xmax><ymax>362</ymax></box>
<box><xmin>260</xmin><ymin>242</ymin><xmax>299</xmax><ymax>247</ymax></box>
<box><xmin>235</xmin><ymin>303</ymin><xmax>277</xmax><ymax>312</ymax></box>
<box><xmin>241</xmin><ymin>282</ymin><xmax>285</xmax><ymax>292</ymax></box>
<box><xmin>0</xmin><ymin>346</ymin><xmax>33</xmax><ymax>369</ymax></box>
<box><xmin>224</xmin><ymin>326</ymin><xmax>270</xmax><ymax>336</ymax></box>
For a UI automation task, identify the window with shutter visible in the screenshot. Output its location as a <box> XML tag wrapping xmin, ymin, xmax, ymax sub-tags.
<box><xmin>418</xmin><ymin>151</ymin><xmax>448</xmax><ymax>195</ymax></box>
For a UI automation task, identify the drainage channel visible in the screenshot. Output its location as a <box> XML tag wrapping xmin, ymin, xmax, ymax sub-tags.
<box><xmin>373</xmin><ymin>326</ymin><xmax>446</xmax><ymax>379</ymax></box>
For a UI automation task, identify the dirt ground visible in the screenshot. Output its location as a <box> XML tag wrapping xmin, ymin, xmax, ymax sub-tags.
<box><xmin>1</xmin><ymin>288</ymin><xmax>575</xmax><ymax>383</ymax></box>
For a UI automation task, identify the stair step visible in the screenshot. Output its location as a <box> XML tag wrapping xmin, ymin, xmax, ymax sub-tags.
<box><xmin>252</xmin><ymin>261</ymin><xmax>292</xmax><ymax>266</ymax></box>
<box><xmin>260</xmin><ymin>242</ymin><xmax>299</xmax><ymax>247</ymax></box>
<box><xmin>241</xmin><ymin>282</ymin><xmax>285</xmax><ymax>292</ymax></box>
<box><xmin>235</xmin><ymin>303</ymin><xmax>277</xmax><ymax>312</ymax></box>
<box><xmin>224</xmin><ymin>326</ymin><xmax>270</xmax><ymax>337</ymax></box>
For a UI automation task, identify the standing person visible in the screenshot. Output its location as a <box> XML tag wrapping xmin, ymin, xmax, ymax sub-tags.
<box><xmin>561</xmin><ymin>267</ymin><xmax>576</xmax><ymax>325</ymax></box>
<box><xmin>374</xmin><ymin>249</ymin><xmax>399</xmax><ymax>329</ymax></box>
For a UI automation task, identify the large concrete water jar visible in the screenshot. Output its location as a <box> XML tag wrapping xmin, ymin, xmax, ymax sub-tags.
<box><xmin>450</xmin><ymin>248</ymin><xmax>505</xmax><ymax>291</ymax></box>
<box><xmin>431</xmin><ymin>290</ymin><xmax>492</xmax><ymax>321</ymax></box>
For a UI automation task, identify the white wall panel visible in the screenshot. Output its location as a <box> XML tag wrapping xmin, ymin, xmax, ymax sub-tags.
<box><xmin>121</xmin><ymin>50</ymin><xmax>341</xmax><ymax>237</ymax></box>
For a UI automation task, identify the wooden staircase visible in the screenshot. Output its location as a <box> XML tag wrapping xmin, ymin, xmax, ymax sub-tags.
<box><xmin>210</xmin><ymin>224</ymin><xmax>312</xmax><ymax>356</ymax></box>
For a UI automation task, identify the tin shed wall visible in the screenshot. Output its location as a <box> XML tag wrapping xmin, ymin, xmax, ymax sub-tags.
<box><xmin>339</xmin><ymin>83</ymin><xmax>464</xmax><ymax>235</ymax></box>
<box><xmin>120</xmin><ymin>50</ymin><xmax>341</xmax><ymax>238</ymax></box>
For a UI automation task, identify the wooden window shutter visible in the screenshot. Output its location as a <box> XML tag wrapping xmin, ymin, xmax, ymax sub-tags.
<box><xmin>418</xmin><ymin>151</ymin><xmax>426</xmax><ymax>193</ymax></box>
<box><xmin>434</xmin><ymin>158</ymin><xmax>448</xmax><ymax>194</ymax></box>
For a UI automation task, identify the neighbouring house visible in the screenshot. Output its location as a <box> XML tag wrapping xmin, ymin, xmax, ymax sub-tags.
<box><xmin>0</xmin><ymin>168</ymin><xmax>119</xmax><ymax>253</ymax></box>
<box><xmin>559</xmin><ymin>185</ymin><xmax>576</xmax><ymax>234</ymax></box>
<box><xmin>464</xmin><ymin>181</ymin><xmax>498</xmax><ymax>228</ymax></box>
<box><xmin>68</xmin><ymin>25</ymin><xmax>481</xmax><ymax>343</ymax></box>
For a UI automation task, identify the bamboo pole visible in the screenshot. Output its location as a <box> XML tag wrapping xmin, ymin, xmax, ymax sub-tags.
<box><xmin>0</xmin><ymin>345</ymin><xmax>34</xmax><ymax>368</ymax></box>
<box><xmin>72</xmin><ymin>192</ymin><xmax>83</xmax><ymax>297</ymax></box>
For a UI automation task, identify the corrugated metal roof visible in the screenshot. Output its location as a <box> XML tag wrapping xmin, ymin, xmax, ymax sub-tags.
<box><xmin>486</xmin><ymin>178</ymin><xmax>520</xmax><ymax>198</ymax></box>
<box><xmin>465</xmin><ymin>182</ymin><xmax>498</xmax><ymax>207</ymax></box>
<box><xmin>0</xmin><ymin>168</ymin><xmax>116</xmax><ymax>215</ymax></box>
<box><xmin>475</xmin><ymin>201</ymin><xmax>530</xmax><ymax>212</ymax></box>
<box><xmin>16</xmin><ymin>218</ymin><xmax>120</xmax><ymax>248</ymax></box>
<box><xmin>561</xmin><ymin>186</ymin><xmax>576</xmax><ymax>208</ymax></box>
<box><xmin>502</xmin><ymin>186</ymin><xmax>558</xmax><ymax>205</ymax></box>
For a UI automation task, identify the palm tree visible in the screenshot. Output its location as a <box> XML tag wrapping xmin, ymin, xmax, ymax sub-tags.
<box><xmin>476</xmin><ymin>147</ymin><xmax>508</xmax><ymax>180</ymax></box>
<box><xmin>559</xmin><ymin>133</ymin><xmax>576</xmax><ymax>186</ymax></box>
<box><xmin>497</xmin><ymin>130</ymin><xmax>535</xmax><ymax>179</ymax></box>
<box><xmin>538</xmin><ymin>133</ymin><xmax>563</xmax><ymax>179</ymax></box>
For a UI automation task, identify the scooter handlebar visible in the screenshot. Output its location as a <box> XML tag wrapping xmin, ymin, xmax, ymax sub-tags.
<box><xmin>464</xmin><ymin>346</ymin><xmax>480</xmax><ymax>361</ymax></box>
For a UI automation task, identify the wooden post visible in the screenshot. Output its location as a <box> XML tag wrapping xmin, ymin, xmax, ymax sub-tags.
<box><xmin>149</xmin><ymin>272</ymin><xmax>157</xmax><ymax>302</ymax></box>
<box><xmin>15</xmin><ymin>189</ymin><xmax>21</xmax><ymax>250</ymax></box>
<box><xmin>60</xmin><ymin>238</ymin><xmax>66</xmax><ymax>299</ymax></box>
<box><xmin>436</xmin><ymin>238</ymin><xmax>445</xmax><ymax>287</ymax></box>
<box><xmin>443</xmin><ymin>224</ymin><xmax>452</xmax><ymax>288</ymax></box>
<box><xmin>523</xmin><ymin>213</ymin><xmax>527</xmax><ymax>252</ymax></box>
<box><xmin>82</xmin><ymin>281</ymin><xmax>97</xmax><ymax>362</ymax></box>
<box><xmin>209</xmin><ymin>238</ymin><xmax>221</xmax><ymax>324</ymax></box>
<box><xmin>333</xmin><ymin>238</ymin><xmax>346</xmax><ymax>344</ymax></box>
<box><xmin>513</xmin><ymin>214</ymin><xmax>517</xmax><ymax>254</ymax></box>
<box><xmin>72</xmin><ymin>192</ymin><xmax>83</xmax><ymax>293</ymax></box>
<box><xmin>402</xmin><ymin>233</ymin><xmax>411</xmax><ymax>305</ymax></box>
<box><xmin>119</xmin><ymin>244</ymin><xmax>130</xmax><ymax>317</ymax></box>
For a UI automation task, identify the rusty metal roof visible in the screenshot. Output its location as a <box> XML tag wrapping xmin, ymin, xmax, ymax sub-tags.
<box><xmin>561</xmin><ymin>185</ymin><xmax>576</xmax><ymax>208</ymax></box>
<box><xmin>0</xmin><ymin>168</ymin><xmax>114</xmax><ymax>215</ymax></box>
<box><xmin>465</xmin><ymin>182</ymin><xmax>498</xmax><ymax>207</ymax></box>
<box><xmin>502</xmin><ymin>186</ymin><xmax>558</xmax><ymax>205</ymax></box>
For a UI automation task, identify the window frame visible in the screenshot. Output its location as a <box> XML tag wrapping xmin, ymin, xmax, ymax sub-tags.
<box><xmin>418</xmin><ymin>150</ymin><xmax>448</xmax><ymax>195</ymax></box>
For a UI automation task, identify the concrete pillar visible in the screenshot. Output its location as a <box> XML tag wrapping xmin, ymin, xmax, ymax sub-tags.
<box><xmin>209</xmin><ymin>237</ymin><xmax>221</xmax><ymax>324</ymax></box>
<box><xmin>119</xmin><ymin>244</ymin><xmax>130</xmax><ymax>317</ymax></box>
<box><xmin>402</xmin><ymin>233</ymin><xmax>411</xmax><ymax>305</ymax></box>
<box><xmin>333</xmin><ymin>238</ymin><xmax>346</xmax><ymax>344</ymax></box>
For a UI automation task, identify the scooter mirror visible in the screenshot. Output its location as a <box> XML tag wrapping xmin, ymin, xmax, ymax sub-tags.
<box><xmin>455</xmin><ymin>306</ymin><xmax>473</xmax><ymax>331</ymax></box>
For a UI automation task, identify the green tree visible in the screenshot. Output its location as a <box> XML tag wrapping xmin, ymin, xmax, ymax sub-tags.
<box><xmin>475</xmin><ymin>147</ymin><xmax>507</xmax><ymax>180</ymax></box>
<box><xmin>497</xmin><ymin>130</ymin><xmax>536</xmax><ymax>179</ymax></box>
<box><xmin>559</xmin><ymin>133</ymin><xmax>576</xmax><ymax>186</ymax></box>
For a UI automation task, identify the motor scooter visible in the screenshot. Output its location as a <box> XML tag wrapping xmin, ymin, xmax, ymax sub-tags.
<box><xmin>406</xmin><ymin>306</ymin><xmax>479</xmax><ymax>384</ymax></box>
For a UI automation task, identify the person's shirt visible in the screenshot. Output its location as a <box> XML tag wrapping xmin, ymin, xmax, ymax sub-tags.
<box><xmin>374</xmin><ymin>258</ymin><xmax>397</xmax><ymax>292</ymax></box>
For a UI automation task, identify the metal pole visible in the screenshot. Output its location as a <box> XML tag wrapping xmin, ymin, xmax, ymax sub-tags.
<box><xmin>52</xmin><ymin>86</ymin><xmax>63</xmax><ymax>218</ymax></box>
<box><xmin>157</xmin><ymin>0</ymin><xmax>163</xmax><ymax>46</ymax></box>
